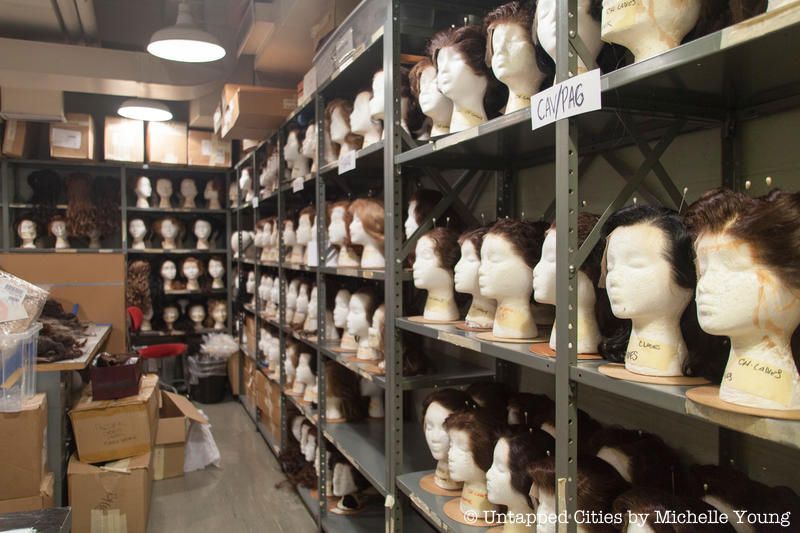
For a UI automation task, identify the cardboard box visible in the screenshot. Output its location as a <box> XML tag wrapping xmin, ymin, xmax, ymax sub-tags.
<box><xmin>213</xmin><ymin>104</ymin><xmax>222</xmax><ymax>134</ymax></box>
<box><xmin>241</xmin><ymin>139</ymin><xmax>260</xmax><ymax>153</ymax></box>
<box><xmin>154</xmin><ymin>391</ymin><xmax>208</xmax><ymax>481</ymax></box>
<box><xmin>0</xmin><ymin>393</ymin><xmax>47</xmax><ymax>500</ymax></box>
<box><xmin>220</xmin><ymin>84</ymin><xmax>296</xmax><ymax>140</ymax></box>
<box><xmin>228</xmin><ymin>353</ymin><xmax>240</xmax><ymax>396</ymax></box>
<box><xmin>188</xmin><ymin>130</ymin><xmax>231</xmax><ymax>168</ymax></box>
<box><xmin>254</xmin><ymin>368</ymin><xmax>268</xmax><ymax>416</ymax></box>
<box><xmin>2</xmin><ymin>119</ymin><xmax>33</xmax><ymax>158</ymax></box>
<box><xmin>0</xmin><ymin>472</ymin><xmax>54</xmax><ymax>514</ymax></box>
<box><xmin>104</xmin><ymin>116</ymin><xmax>144</xmax><ymax>162</ymax></box>
<box><xmin>146</xmin><ymin>121</ymin><xmax>188</xmax><ymax>165</ymax></box>
<box><xmin>68</xmin><ymin>453</ymin><xmax>152</xmax><ymax>533</ymax></box>
<box><xmin>243</xmin><ymin>355</ymin><xmax>255</xmax><ymax>401</ymax></box>
<box><xmin>69</xmin><ymin>374</ymin><xmax>159</xmax><ymax>464</ymax></box>
<box><xmin>50</xmin><ymin>113</ymin><xmax>95</xmax><ymax>160</ymax></box>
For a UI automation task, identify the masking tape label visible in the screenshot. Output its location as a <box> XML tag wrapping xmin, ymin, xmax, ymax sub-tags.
<box><xmin>725</xmin><ymin>355</ymin><xmax>794</xmax><ymax>406</ymax></box>
<box><xmin>625</xmin><ymin>336</ymin><xmax>676</xmax><ymax>372</ymax></box>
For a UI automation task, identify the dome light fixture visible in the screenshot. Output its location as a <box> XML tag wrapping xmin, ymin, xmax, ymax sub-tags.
<box><xmin>147</xmin><ymin>1</ymin><xmax>226</xmax><ymax>63</ymax></box>
<box><xmin>118</xmin><ymin>99</ymin><xmax>173</xmax><ymax>122</ymax></box>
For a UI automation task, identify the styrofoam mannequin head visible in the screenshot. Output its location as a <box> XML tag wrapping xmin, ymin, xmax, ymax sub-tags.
<box><xmin>346</xmin><ymin>292</ymin><xmax>372</xmax><ymax>338</ymax></box>
<box><xmin>303</xmin><ymin>433</ymin><xmax>317</xmax><ymax>463</ymax></box>
<box><xmin>478</xmin><ymin>234</ymin><xmax>533</xmax><ymax>301</ymax></box>
<box><xmin>454</xmin><ymin>239</ymin><xmax>481</xmax><ymax>295</ymax></box>
<box><xmin>183</xmin><ymin>259</ymin><xmax>200</xmax><ymax>280</ymax></box>
<box><xmin>489</xmin><ymin>22</ymin><xmax>541</xmax><ymax>99</ymax></box>
<box><xmin>332</xmin><ymin>462</ymin><xmax>358</xmax><ymax>497</ymax></box>
<box><xmin>413</xmin><ymin>235</ymin><xmax>453</xmax><ymax>290</ymax></box>
<box><xmin>301</xmin><ymin>124</ymin><xmax>317</xmax><ymax>159</ymax></box>
<box><xmin>208</xmin><ymin>258</ymin><xmax>224</xmax><ymax>279</ymax></box>
<box><xmin>329</xmin><ymin>106</ymin><xmax>351</xmax><ymax>145</ymax></box>
<box><xmin>160</xmin><ymin>218</ymin><xmax>178</xmax><ymax>240</ymax></box>
<box><xmin>129</xmin><ymin>219</ymin><xmax>146</xmax><ymax>239</ymax></box>
<box><xmin>368</xmin><ymin>304</ymin><xmax>385</xmax><ymax>349</ymax></box>
<box><xmin>246</xmin><ymin>271</ymin><xmax>256</xmax><ymax>294</ymax></box>
<box><xmin>605</xmin><ymin>223</ymin><xmax>692</xmax><ymax>320</ymax></box>
<box><xmin>163</xmin><ymin>306</ymin><xmax>179</xmax><ymax>323</ymax></box>
<box><xmin>189</xmin><ymin>305</ymin><xmax>205</xmax><ymax>323</ymax></box>
<box><xmin>283</xmin><ymin>130</ymin><xmax>301</xmax><ymax>161</ymax></box>
<box><xmin>297</xmin><ymin>213</ymin><xmax>313</xmax><ymax>245</ymax></box>
<box><xmin>228</xmin><ymin>182</ymin><xmax>238</xmax><ymax>204</ymax></box>
<box><xmin>328</xmin><ymin>205</ymin><xmax>348</xmax><ymax>245</ymax></box>
<box><xmin>350</xmin><ymin>91</ymin><xmax>375</xmax><ymax>135</ymax></box>
<box><xmin>50</xmin><ymin>219</ymin><xmax>66</xmax><ymax>237</ymax></box>
<box><xmin>349</xmin><ymin>214</ymin><xmax>371</xmax><ymax>247</ymax></box>
<box><xmin>203</xmin><ymin>180</ymin><xmax>218</xmax><ymax>201</ymax></box>
<box><xmin>369</xmin><ymin>71</ymin><xmax>385</xmax><ymax>120</ymax></box>
<box><xmin>156</xmin><ymin>178</ymin><xmax>173</xmax><ymax>198</ymax></box>
<box><xmin>194</xmin><ymin>220</ymin><xmax>211</xmax><ymax>240</ymax></box>
<box><xmin>447</xmin><ymin>429</ymin><xmax>484</xmax><ymax>483</ymax></box>
<box><xmin>486</xmin><ymin>438</ymin><xmax>527</xmax><ymax>509</ymax></box>
<box><xmin>307</xmin><ymin>286</ymin><xmax>318</xmax><ymax>316</ymax></box>
<box><xmin>436</xmin><ymin>47</ymin><xmax>488</xmax><ymax>113</ymax></box>
<box><xmin>291</xmin><ymin>416</ymin><xmax>304</xmax><ymax>442</ymax></box>
<box><xmin>417</xmin><ymin>64</ymin><xmax>453</xmax><ymax>125</ymax></box>
<box><xmin>161</xmin><ymin>260</ymin><xmax>177</xmax><ymax>280</ymax></box>
<box><xmin>532</xmin><ymin>229</ymin><xmax>557</xmax><ymax>304</ymax></box>
<box><xmin>404</xmin><ymin>201</ymin><xmax>419</xmax><ymax>239</ymax></box>
<box><xmin>600</xmin><ymin>0</ymin><xmax>701</xmax><ymax>63</ymax></box>
<box><xmin>295</xmin><ymin>352</ymin><xmax>315</xmax><ymax>385</ymax></box>
<box><xmin>286</xmin><ymin>279</ymin><xmax>300</xmax><ymax>309</ymax></box>
<box><xmin>333</xmin><ymin>289</ymin><xmax>352</xmax><ymax>328</ymax></box>
<box><xmin>283</xmin><ymin>220</ymin><xmax>296</xmax><ymax>246</ymax></box>
<box><xmin>180</xmin><ymin>179</ymin><xmax>197</xmax><ymax>199</ymax></box>
<box><xmin>17</xmin><ymin>219</ymin><xmax>36</xmax><ymax>241</ymax></box>
<box><xmin>536</xmin><ymin>492</ymin><xmax>557</xmax><ymax>533</ymax></box>
<box><xmin>135</xmin><ymin>176</ymin><xmax>152</xmax><ymax>197</ymax></box>
<box><xmin>239</xmin><ymin>168</ymin><xmax>252</xmax><ymax>190</ymax></box>
<box><xmin>424</xmin><ymin>402</ymin><xmax>453</xmax><ymax>461</ymax></box>
<box><xmin>536</xmin><ymin>0</ymin><xmax>602</xmax><ymax>70</ymax></box>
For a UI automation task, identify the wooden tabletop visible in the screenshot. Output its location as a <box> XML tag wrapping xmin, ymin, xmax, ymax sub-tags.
<box><xmin>37</xmin><ymin>324</ymin><xmax>112</xmax><ymax>372</ymax></box>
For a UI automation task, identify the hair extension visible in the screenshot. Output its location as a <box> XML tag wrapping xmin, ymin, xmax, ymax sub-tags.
<box><xmin>598</xmin><ymin>205</ymin><xmax>729</xmax><ymax>382</ymax></box>
<box><xmin>348</xmin><ymin>198</ymin><xmax>385</xmax><ymax>248</ymax></box>
<box><xmin>444</xmin><ymin>408</ymin><xmax>506</xmax><ymax>472</ymax></box>
<box><xmin>486</xmin><ymin>218</ymin><xmax>548</xmax><ymax>269</ymax></box>
<box><xmin>500</xmin><ymin>426</ymin><xmax>555</xmax><ymax>508</ymax></box>
<box><xmin>126</xmin><ymin>260</ymin><xmax>152</xmax><ymax>313</ymax></box>
<box><xmin>613</xmin><ymin>488</ymin><xmax>736</xmax><ymax>532</ymax></box>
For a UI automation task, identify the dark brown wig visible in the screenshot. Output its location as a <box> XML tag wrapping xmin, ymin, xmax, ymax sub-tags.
<box><xmin>422</xmin><ymin>388</ymin><xmax>475</xmax><ymax>419</ymax></box>
<box><xmin>400</xmin><ymin>66</ymin><xmax>427</xmax><ymax>135</ymax></box>
<box><xmin>348</xmin><ymin>198</ymin><xmax>385</xmax><ymax>247</ymax></box>
<box><xmin>457</xmin><ymin>226</ymin><xmax>489</xmax><ymax>252</ymax></box>
<box><xmin>326</xmin><ymin>363</ymin><xmax>367</xmax><ymax>422</ymax></box>
<box><xmin>598</xmin><ymin>205</ymin><xmax>729</xmax><ymax>382</ymax></box>
<box><xmin>486</xmin><ymin>218</ymin><xmax>548</xmax><ymax>269</ymax></box>
<box><xmin>420</xmin><ymin>227</ymin><xmax>460</xmax><ymax>270</ymax></box>
<box><xmin>444</xmin><ymin>408</ymin><xmax>506</xmax><ymax>472</ymax></box>
<box><xmin>500</xmin><ymin>426</ymin><xmax>555</xmax><ymax>508</ymax></box>
<box><xmin>507</xmin><ymin>392</ymin><xmax>554</xmax><ymax>427</ymax></box>
<box><xmin>92</xmin><ymin>177</ymin><xmax>120</xmax><ymax>238</ymax></box>
<box><xmin>536</xmin><ymin>408</ymin><xmax>602</xmax><ymax>453</ymax></box>
<box><xmin>126</xmin><ymin>260</ymin><xmax>152</xmax><ymax>313</ymax></box>
<box><xmin>409</xmin><ymin>57</ymin><xmax>433</xmax><ymax>99</ymax></box>
<box><xmin>613</xmin><ymin>488</ymin><xmax>736</xmax><ymax>533</ymax></box>
<box><xmin>27</xmin><ymin>169</ymin><xmax>62</xmax><ymax>229</ymax></box>
<box><xmin>466</xmin><ymin>381</ymin><xmax>511</xmax><ymax>416</ymax></box>
<box><xmin>65</xmin><ymin>173</ymin><xmax>95</xmax><ymax>237</ymax></box>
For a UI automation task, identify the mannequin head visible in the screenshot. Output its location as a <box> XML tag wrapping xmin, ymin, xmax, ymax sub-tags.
<box><xmin>283</xmin><ymin>126</ymin><xmax>303</xmax><ymax>160</ymax></box>
<box><xmin>163</xmin><ymin>305</ymin><xmax>179</xmax><ymax>325</ymax></box>
<box><xmin>486</xmin><ymin>427</ymin><xmax>555</xmax><ymax>509</ymax></box>
<box><xmin>208</xmin><ymin>257</ymin><xmax>224</xmax><ymax>279</ymax></box>
<box><xmin>348</xmin><ymin>198</ymin><xmax>385</xmax><ymax>248</ymax></box>
<box><xmin>346</xmin><ymin>288</ymin><xmax>378</xmax><ymax>338</ymax></box>
<box><xmin>325</xmin><ymin>99</ymin><xmax>363</xmax><ymax>149</ymax></box>
<box><xmin>330</xmin><ymin>454</ymin><xmax>369</xmax><ymax>501</ymax></box>
<box><xmin>454</xmin><ymin>227</ymin><xmax>488</xmax><ymax>295</ymax></box>
<box><xmin>410</xmin><ymin>57</ymin><xmax>453</xmax><ymax>129</ymax></box>
<box><xmin>350</xmin><ymin>90</ymin><xmax>379</xmax><ymax>135</ymax></box>
<box><xmin>182</xmin><ymin>257</ymin><xmax>203</xmax><ymax>280</ymax></box>
<box><xmin>156</xmin><ymin>178</ymin><xmax>173</xmax><ymax>199</ymax></box>
<box><xmin>129</xmin><ymin>219</ymin><xmax>146</xmax><ymax>240</ymax></box>
<box><xmin>296</xmin><ymin>206</ymin><xmax>315</xmax><ymax>245</ymax></box>
<box><xmin>228</xmin><ymin>182</ymin><xmax>238</xmax><ymax>205</ymax></box>
<box><xmin>413</xmin><ymin>227</ymin><xmax>460</xmax><ymax>290</ymax></box>
<box><xmin>189</xmin><ymin>304</ymin><xmax>206</xmax><ymax>324</ymax></box>
<box><xmin>154</xmin><ymin>217</ymin><xmax>182</xmax><ymax>245</ymax></box>
<box><xmin>161</xmin><ymin>260</ymin><xmax>177</xmax><ymax>280</ymax></box>
<box><xmin>135</xmin><ymin>176</ymin><xmax>152</xmax><ymax>198</ymax></box>
<box><xmin>301</xmin><ymin>123</ymin><xmax>317</xmax><ymax>159</ymax></box>
<box><xmin>535</xmin><ymin>0</ymin><xmax>602</xmax><ymax>70</ymax></box>
<box><xmin>444</xmin><ymin>408</ymin><xmax>504</xmax><ymax>483</ymax></box>
<box><xmin>326</xmin><ymin>363</ymin><xmax>366</xmax><ymax>422</ymax></box>
<box><xmin>283</xmin><ymin>218</ymin><xmax>297</xmax><ymax>247</ymax></box>
<box><xmin>479</xmin><ymin>219</ymin><xmax>547</xmax><ymax>300</ymax></box>
<box><xmin>328</xmin><ymin>200</ymin><xmax>352</xmax><ymax>246</ymax></box>
<box><xmin>209</xmin><ymin>300</ymin><xmax>227</xmax><ymax>326</ymax></box>
<box><xmin>16</xmin><ymin>219</ymin><xmax>36</xmax><ymax>244</ymax></box>
<box><xmin>599</xmin><ymin>205</ymin><xmax>728</xmax><ymax>381</ymax></box>
<box><xmin>49</xmin><ymin>216</ymin><xmax>67</xmax><ymax>238</ymax></box>
<box><xmin>203</xmin><ymin>178</ymin><xmax>222</xmax><ymax>203</ymax></box>
<box><xmin>333</xmin><ymin>289</ymin><xmax>352</xmax><ymax>328</ymax></box>
<box><xmin>180</xmin><ymin>179</ymin><xmax>197</xmax><ymax>200</ymax></box>
<box><xmin>422</xmin><ymin>389</ymin><xmax>475</xmax><ymax>461</ymax></box>
<box><xmin>194</xmin><ymin>219</ymin><xmax>212</xmax><ymax>240</ymax></box>
<box><xmin>368</xmin><ymin>304</ymin><xmax>386</xmax><ymax>351</ymax></box>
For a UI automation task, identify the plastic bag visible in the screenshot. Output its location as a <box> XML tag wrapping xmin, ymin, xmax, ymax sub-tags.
<box><xmin>0</xmin><ymin>270</ymin><xmax>49</xmax><ymax>334</ymax></box>
<box><xmin>187</xmin><ymin>355</ymin><xmax>228</xmax><ymax>385</ymax></box>
<box><xmin>184</xmin><ymin>416</ymin><xmax>221</xmax><ymax>473</ymax></box>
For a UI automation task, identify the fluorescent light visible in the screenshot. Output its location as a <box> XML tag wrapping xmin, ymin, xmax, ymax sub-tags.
<box><xmin>147</xmin><ymin>1</ymin><xmax>225</xmax><ymax>63</ymax></box>
<box><xmin>118</xmin><ymin>99</ymin><xmax>173</xmax><ymax>122</ymax></box>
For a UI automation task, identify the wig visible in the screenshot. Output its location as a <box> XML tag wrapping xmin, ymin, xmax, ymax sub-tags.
<box><xmin>729</xmin><ymin>0</ymin><xmax>768</xmax><ymax>22</ymax></box>
<box><xmin>286</xmin><ymin>124</ymin><xmax>305</xmax><ymax>145</ymax></box>
<box><xmin>507</xmin><ymin>392</ymin><xmax>555</xmax><ymax>427</ymax></box>
<box><xmin>443</xmin><ymin>408</ymin><xmax>506</xmax><ymax>472</ymax></box>
<box><xmin>422</xmin><ymin>388</ymin><xmax>475</xmax><ymax>419</ymax></box>
<box><xmin>613</xmin><ymin>488</ymin><xmax>736</xmax><ymax>533</ymax></box>
<box><xmin>65</xmin><ymin>173</ymin><xmax>96</xmax><ymax>237</ymax></box>
<box><xmin>530</xmin><ymin>455</ymin><xmax>630</xmax><ymax>532</ymax></box>
<box><xmin>499</xmin><ymin>426</ymin><xmax>555</xmax><ymax>509</ymax></box>
<box><xmin>48</xmin><ymin>215</ymin><xmax>67</xmax><ymax>236</ymax></box>
<box><xmin>278</xmin><ymin>443</ymin><xmax>318</xmax><ymax>489</ymax></box>
<box><xmin>486</xmin><ymin>218</ymin><xmax>548</xmax><ymax>269</ymax></box>
<box><xmin>409</xmin><ymin>57</ymin><xmax>433</xmax><ymax>100</ymax></box>
<box><xmin>326</xmin><ymin>363</ymin><xmax>367</xmax><ymax>422</ymax></box>
<box><xmin>299</xmin><ymin>205</ymin><xmax>316</xmax><ymax>225</ymax></box>
<box><xmin>27</xmin><ymin>169</ymin><xmax>62</xmax><ymax>229</ymax></box>
<box><xmin>324</xmin><ymin>99</ymin><xmax>363</xmax><ymax>150</ymax></box>
<box><xmin>181</xmin><ymin>257</ymin><xmax>205</xmax><ymax>280</ymax></box>
<box><xmin>92</xmin><ymin>177</ymin><xmax>120</xmax><ymax>238</ymax></box>
<box><xmin>428</xmin><ymin>25</ymin><xmax>508</xmax><ymax>119</ymax></box>
<box><xmin>403</xmin><ymin>346</ymin><xmax>428</xmax><ymax>377</ymax></box>
<box><xmin>466</xmin><ymin>381</ymin><xmax>510</xmax><ymax>416</ymax></box>
<box><xmin>206</xmin><ymin>177</ymin><xmax>224</xmax><ymax>207</ymax></box>
<box><xmin>420</xmin><ymin>227</ymin><xmax>460</xmax><ymax>270</ymax></box>
<box><xmin>588</xmin><ymin>427</ymin><xmax>683</xmax><ymax>492</ymax></box>
<box><xmin>126</xmin><ymin>260</ymin><xmax>152</xmax><ymax>313</ymax></box>
<box><xmin>598</xmin><ymin>205</ymin><xmax>729</xmax><ymax>382</ymax></box>
<box><xmin>328</xmin><ymin>450</ymin><xmax>371</xmax><ymax>501</ymax></box>
<box><xmin>400</xmin><ymin>66</ymin><xmax>427</xmax><ymax>135</ymax></box>
<box><xmin>330</xmin><ymin>199</ymin><xmax>354</xmax><ymax>246</ymax></box>
<box><xmin>348</xmin><ymin>198</ymin><xmax>385</xmax><ymax>247</ymax></box>
<box><xmin>153</xmin><ymin>217</ymin><xmax>185</xmax><ymax>248</ymax></box>
<box><xmin>684</xmin><ymin>0</ymin><xmax>735</xmax><ymax>44</ymax></box>
<box><xmin>536</xmin><ymin>408</ymin><xmax>602</xmax><ymax>452</ymax></box>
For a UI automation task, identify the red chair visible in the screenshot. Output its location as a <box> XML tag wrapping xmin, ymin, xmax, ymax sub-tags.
<box><xmin>127</xmin><ymin>307</ymin><xmax>188</xmax><ymax>393</ymax></box>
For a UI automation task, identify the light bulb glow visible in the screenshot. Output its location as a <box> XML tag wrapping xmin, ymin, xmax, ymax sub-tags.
<box><xmin>147</xmin><ymin>38</ymin><xmax>225</xmax><ymax>63</ymax></box>
<box><xmin>118</xmin><ymin>99</ymin><xmax>173</xmax><ymax>122</ymax></box>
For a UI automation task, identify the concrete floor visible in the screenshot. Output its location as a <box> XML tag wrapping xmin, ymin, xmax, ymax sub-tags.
<box><xmin>148</xmin><ymin>399</ymin><xmax>316</xmax><ymax>533</ymax></box>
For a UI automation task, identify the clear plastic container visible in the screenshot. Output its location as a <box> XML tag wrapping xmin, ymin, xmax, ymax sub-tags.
<box><xmin>0</xmin><ymin>322</ymin><xmax>42</xmax><ymax>412</ymax></box>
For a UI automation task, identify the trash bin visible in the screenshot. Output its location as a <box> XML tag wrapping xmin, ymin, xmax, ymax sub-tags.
<box><xmin>187</xmin><ymin>356</ymin><xmax>228</xmax><ymax>404</ymax></box>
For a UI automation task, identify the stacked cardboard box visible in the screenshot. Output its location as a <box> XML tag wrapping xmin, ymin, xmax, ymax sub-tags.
<box><xmin>0</xmin><ymin>394</ymin><xmax>52</xmax><ymax>513</ymax></box>
<box><xmin>187</xmin><ymin>129</ymin><xmax>232</xmax><ymax>168</ymax></box>
<box><xmin>154</xmin><ymin>391</ymin><xmax>208</xmax><ymax>481</ymax></box>
<box><xmin>255</xmin><ymin>370</ymin><xmax>281</xmax><ymax>443</ymax></box>
<box><xmin>50</xmin><ymin>113</ymin><xmax>95</xmax><ymax>160</ymax></box>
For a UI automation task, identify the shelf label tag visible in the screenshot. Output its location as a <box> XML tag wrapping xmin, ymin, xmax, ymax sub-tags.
<box><xmin>338</xmin><ymin>151</ymin><xmax>356</xmax><ymax>174</ymax></box>
<box><xmin>252</xmin><ymin>197</ymin><xmax>259</xmax><ymax>208</ymax></box>
<box><xmin>531</xmin><ymin>69</ymin><xmax>601</xmax><ymax>131</ymax></box>
<box><xmin>292</xmin><ymin>177</ymin><xmax>305</xmax><ymax>192</ymax></box>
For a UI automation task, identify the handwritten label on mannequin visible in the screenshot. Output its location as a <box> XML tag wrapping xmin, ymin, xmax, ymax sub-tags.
<box><xmin>724</xmin><ymin>356</ymin><xmax>793</xmax><ymax>406</ymax></box>
<box><xmin>625</xmin><ymin>337</ymin><xmax>675</xmax><ymax>371</ymax></box>
<box><xmin>461</xmin><ymin>484</ymin><xmax>492</xmax><ymax>512</ymax></box>
<box><xmin>531</xmin><ymin>69</ymin><xmax>601</xmax><ymax>130</ymax></box>
<box><xmin>338</xmin><ymin>150</ymin><xmax>356</xmax><ymax>174</ymax></box>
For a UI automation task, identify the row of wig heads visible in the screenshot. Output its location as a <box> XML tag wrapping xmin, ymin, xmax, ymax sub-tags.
<box><xmin>423</xmin><ymin>384</ymin><xmax>800</xmax><ymax>531</ymax></box>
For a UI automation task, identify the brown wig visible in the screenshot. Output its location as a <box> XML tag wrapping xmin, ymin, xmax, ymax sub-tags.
<box><xmin>598</xmin><ymin>205</ymin><xmax>729</xmax><ymax>382</ymax></box>
<box><xmin>422</xmin><ymin>388</ymin><xmax>475</xmax><ymax>419</ymax></box>
<box><xmin>126</xmin><ymin>260</ymin><xmax>152</xmax><ymax>313</ymax></box>
<box><xmin>403</xmin><ymin>346</ymin><xmax>428</xmax><ymax>376</ymax></box>
<box><xmin>530</xmin><ymin>455</ymin><xmax>630</xmax><ymax>532</ymax></box>
<box><xmin>409</xmin><ymin>57</ymin><xmax>433</xmax><ymax>99</ymax></box>
<box><xmin>324</xmin><ymin>99</ymin><xmax>363</xmax><ymax>149</ymax></box>
<box><xmin>27</xmin><ymin>169</ymin><xmax>62</xmax><ymax>229</ymax></box>
<box><xmin>466</xmin><ymin>381</ymin><xmax>510</xmax><ymax>417</ymax></box>
<box><xmin>507</xmin><ymin>392</ymin><xmax>554</xmax><ymax>427</ymax></box>
<box><xmin>499</xmin><ymin>426</ymin><xmax>555</xmax><ymax>509</ymax></box>
<box><xmin>443</xmin><ymin>408</ymin><xmax>506</xmax><ymax>472</ymax></box>
<box><xmin>457</xmin><ymin>226</ymin><xmax>488</xmax><ymax>252</ymax></box>
<box><xmin>486</xmin><ymin>218</ymin><xmax>548</xmax><ymax>269</ymax></box>
<box><xmin>429</xmin><ymin>25</ymin><xmax>507</xmax><ymax>119</ymax></box>
<box><xmin>299</xmin><ymin>205</ymin><xmax>316</xmax><ymax>225</ymax></box>
<box><xmin>348</xmin><ymin>198</ymin><xmax>385</xmax><ymax>247</ymax></box>
<box><xmin>683</xmin><ymin>0</ymin><xmax>735</xmax><ymax>44</ymax></box>
<box><xmin>588</xmin><ymin>427</ymin><xmax>683</xmax><ymax>492</ymax></box>
<box><xmin>153</xmin><ymin>217</ymin><xmax>185</xmax><ymax>248</ymax></box>
<box><xmin>92</xmin><ymin>177</ymin><xmax>120</xmax><ymax>238</ymax></box>
<box><xmin>65</xmin><ymin>173</ymin><xmax>96</xmax><ymax>237</ymax></box>
<box><xmin>536</xmin><ymin>408</ymin><xmax>602</xmax><ymax>453</ymax></box>
<box><xmin>420</xmin><ymin>227</ymin><xmax>460</xmax><ymax>270</ymax></box>
<box><xmin>326</xmin><ymin>363</ymin><xmax>366</xmax><ymax>422</ymax></box>
<box><xmin>181</xmin><ymin>257</ymin><xmax>205</xmax><ymax>277</ymax></box>
<box><xmin>729</xmin><ymin>0</ymin><xmax>768</xmax><ymax>22</ymax></box>
<box><xmin>400</xmin><ymin>66</ymin><xmax>427</xmax><ymax>135</ymax></box>
<box><xmin>613</xmin><ymin>488</ymin><xmax>736</xmax><ymax>533</ymax></box>
<box><xmin>286</xmin><ymin>124</ymin><xmax>305</xmax><ymax>145</ymax></box>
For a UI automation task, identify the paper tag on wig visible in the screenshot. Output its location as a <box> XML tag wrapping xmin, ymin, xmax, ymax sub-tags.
<box><xmin>531</xmin><ymin>69</ymin><xmax>601</xmax><ymax>131</ymax></box>
<box><xmin>724</xmin><ymin>355</ymin><xmax>794</xmax><ymax>407</ymax></box>
<box><xmin>51</xmin><ymin>127</ymin><xmax>82</xmax><ymax>149</ymax></box>
<box><xmin>338</xmin><ymin>150</ymin><xmax>356</xmax><ymax>174</ymax></box>
<box><xmin>0</xmin><ymin>282</ymin><xmax>28</xmax><ymax>323</ymax></box>
<box><xmin>292</xmin><ymin>177</ymin><xmax>305</xmax><ymax>192</ymax></box>
<box><xmin>625</xmin><ymin>336</ymin><xmax>676</xmax><ymax>372</ymax></box>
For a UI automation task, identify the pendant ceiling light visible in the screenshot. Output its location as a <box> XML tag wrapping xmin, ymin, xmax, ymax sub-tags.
<box><xmin>118</xmin><ymin>99</ymin><xmax>173</xmax><ymax>122</ymax></box>
<box><xmin>147</xmin><ymin>0</ymin><xmax>226</xmax><ymax>63</ymax></box>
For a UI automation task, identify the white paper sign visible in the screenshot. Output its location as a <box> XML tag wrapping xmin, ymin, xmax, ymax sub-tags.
<box><xmin>51</xmin><ymin>128</ymin><xmax>82</xmax><ymax>149</ymax></box>
<box><xmin>531</xmin><ymin>69</ymin><xmax>601</xmax><ymax>131</ymax></box>
<box><xmin>251</xmin><ymin>197</ymin><xmax>259</xmax><ymax>208</ymax></box>
<box><xmin>0</xmin><ymin>282</ymin><xmax>28</xmax><ymax>323</ymax></box>
<box><xmin>338</xmin><ymin>151</ymin><xmax>356</xmax><ymax>174</ymax></box>
<box><xmin>201</xmin><ymin>139</ymin><xmax>213</xmax><ymax>156</ymax></box>
<box><xmin>292</xmin><ymin>177</ymin><xmax>305</xmax><ymax>192</ymax></box>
